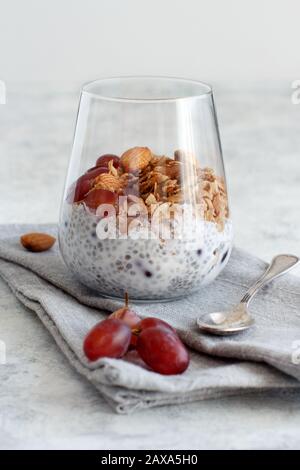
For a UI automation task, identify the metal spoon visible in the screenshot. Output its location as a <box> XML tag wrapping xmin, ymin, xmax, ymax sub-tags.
<box><xmin>196</xmin><ymin>254</ymin><xmax>300</xmax><ymax>335</ymax></box>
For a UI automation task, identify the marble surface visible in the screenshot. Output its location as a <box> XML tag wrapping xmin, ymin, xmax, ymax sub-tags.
<box><xmin>0</xmin><ymin>82</ymin><xmax>300</xmax><ymax>449</ymax></box>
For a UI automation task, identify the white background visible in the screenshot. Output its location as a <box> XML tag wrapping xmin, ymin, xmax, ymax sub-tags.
<box><xmin>0</xmin><ymin>0</ymin><xmax>299</xmax><ymax>83</ymax></box>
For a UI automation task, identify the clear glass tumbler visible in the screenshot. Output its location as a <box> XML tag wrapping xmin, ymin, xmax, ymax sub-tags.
<box><xmin>59</xmin><ymin>77</ymin><xmax>233</xmax><ymax>301</ymax></box>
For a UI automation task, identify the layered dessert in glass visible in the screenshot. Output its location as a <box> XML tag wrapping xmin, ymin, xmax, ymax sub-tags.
<box><xmin>59</xmin><ymin>145</ymin><xmax>233</xmax><ymax>300</ymax></box>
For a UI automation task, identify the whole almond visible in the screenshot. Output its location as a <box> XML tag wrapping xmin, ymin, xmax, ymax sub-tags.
<box><xmin>120</xmin><ymin>147</ymin><xmax>152</xmax><ymax>173</ymax></box>
<box><xmin>20</xmin><ymin>233</ymin><xmax>56</xmax><ymax>252</ymax></box>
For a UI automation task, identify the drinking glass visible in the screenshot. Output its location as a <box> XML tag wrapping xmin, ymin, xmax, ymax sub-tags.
<box><xmin>59</xmin><ymin>77</ymin><xmax>233</xmax><ymax>301</ymax></box>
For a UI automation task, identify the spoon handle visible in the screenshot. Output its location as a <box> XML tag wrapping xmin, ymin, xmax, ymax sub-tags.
<box><xmin>241</xmin><ymin>254</ymin><xmax>299</xmax><ymax>305</ymax></box>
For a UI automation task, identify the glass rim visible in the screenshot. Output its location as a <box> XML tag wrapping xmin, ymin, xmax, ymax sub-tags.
<box><xmin>81</xmin><ymin>76</ymin><xmax>213</xmax><ymax>103</ymax></box>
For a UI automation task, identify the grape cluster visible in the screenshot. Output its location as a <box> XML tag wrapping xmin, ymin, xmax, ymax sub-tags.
<box><xmin>68</xmin><ymin>154</ymin><xmax>120</xmax><ymax>208</ymax></box>
<box><xmin>83</xmin><ymin>295</ymin><xmax>189</xmax><ymax>375</ymax></box>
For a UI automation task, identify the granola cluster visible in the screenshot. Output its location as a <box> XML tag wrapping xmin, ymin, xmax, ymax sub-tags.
<box><xmin>75</xmin><ymin>146</ymin><xmax>229</xmax><ymax>231</ymax></box>
<box><xmin>197</xmin><ymin>168</ymin><xmax>229</xmax><ymax>230</ymax></box>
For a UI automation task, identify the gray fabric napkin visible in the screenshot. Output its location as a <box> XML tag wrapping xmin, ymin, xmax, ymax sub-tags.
<box><xmin>0</xmin><ymin>223</ymin><xmax>300</xmax><ymax>414</ymax></box>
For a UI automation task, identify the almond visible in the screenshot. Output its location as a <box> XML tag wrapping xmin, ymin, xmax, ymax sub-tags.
<box><xmin>20</xmin><ymin>233</ymin><xmax>56</xmax><ymax>252</ymax></box>
<box><xmin>120</xmin><ymin>146</ymin><xmax>152</xmax><ymax>173</ymax></box>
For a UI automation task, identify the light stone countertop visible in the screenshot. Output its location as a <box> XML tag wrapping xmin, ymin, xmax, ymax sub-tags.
<box><xmin>0</xmin><ymin>82</ymin><xmax>300</xmax><ymax>450</ymax></box>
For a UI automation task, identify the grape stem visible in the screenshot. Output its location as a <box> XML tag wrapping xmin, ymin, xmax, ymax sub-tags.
<box><xmin>125</xmin><ymin>292</ymin><xmax>129</xmax><ymax>307</ymax></box>
<box><xmin>131</xmin><ymin>328</ymin><xmax>140</xmax><ymax>336</ymax></box>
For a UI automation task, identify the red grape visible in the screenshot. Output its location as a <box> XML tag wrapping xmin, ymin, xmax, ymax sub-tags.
<box><xmin>136</xmin><ymin>326</ymin><xmax>189</xmax><ymax>375</ymax></box>
<box><xmin>86</xmin><ymin>165</ymin><xmax>108</xmax><ymax>174</ymax></box>
<box><xmin>109</xmin><ymin>307</ymin><xmax>141</xmax><ymax>328</ymax></box>
<box><xmin>96</xmin><ymin>154</ymin><xmax>120</xmax><ymax>169</ymax></box>
<box><xmin>130</xmin><ymin>333</ymin><xmax>138</xmax><ymax>348</ymax></box>
<box><xmin>107</xmin><ymin>294</ymin><xmax>141</xmax><ymax>348</ymax></box>
<box><xmin>83</xmin><ymin>318</ymin><xmax>131</xmax><ymax>361</ymax></box>
<box><xmin>82</xmin><ymin>188</ymin><xmax>117</xmax><ymax>211</ymax></box>
<box><xmin>138</xmin><ymin>317</ymin><xmax>176</xmax><ymax>335</ymax></box>
<box><xmin>72</xmin><ymin>166</ymin><xmax>108</xmax><ymax>203</ymax></box>
<box><xmin>69</xmin><ymin>176</ymin><xmax>90</xmax><ymax>203</ymax></box>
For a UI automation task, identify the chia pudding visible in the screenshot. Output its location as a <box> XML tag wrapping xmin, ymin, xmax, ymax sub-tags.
<box><xmin>59</xmin><ymin>147</ymin><xmax>233</xmax><ymax>301</ymax></box>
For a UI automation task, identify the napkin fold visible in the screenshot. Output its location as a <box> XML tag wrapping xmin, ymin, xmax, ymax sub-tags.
<box><xmin>0</xmin><ymin>224</ymin><xmax>300</xmax><ymax>414</ymax></box>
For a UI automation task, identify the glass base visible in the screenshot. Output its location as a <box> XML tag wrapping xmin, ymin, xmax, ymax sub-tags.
<box><xmin>99</xmin><ymin>292</ymin><xmax>190</xmax><ymax>304</ymax></box>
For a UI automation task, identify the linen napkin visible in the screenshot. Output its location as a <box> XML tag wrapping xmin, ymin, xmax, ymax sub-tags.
<box><xmin>0</xmin><ymin>224</ymin><xmax>300</xmax><ymax>414</ymax></box>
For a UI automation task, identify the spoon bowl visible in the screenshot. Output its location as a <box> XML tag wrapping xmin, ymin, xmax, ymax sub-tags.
<box><xmin>196</xmin><ymin>304</ymin><xmax>254</xmax><ymax>335</ymax></box>
<box><xmin>196</xmin><ymin>254</ymin><xmax>299</xmax><ymax>336</ymax></box>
